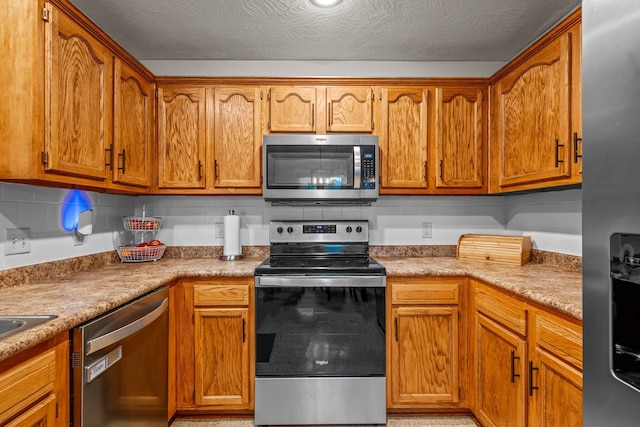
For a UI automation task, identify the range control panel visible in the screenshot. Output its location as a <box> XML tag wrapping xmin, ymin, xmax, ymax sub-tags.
<box><xmin>270</xmin><ymin>220</ymin><xmax>369</xmax><ymax>243</ymax></box>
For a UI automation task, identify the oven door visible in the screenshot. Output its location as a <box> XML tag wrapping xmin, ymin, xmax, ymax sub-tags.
<box><xmin>254</xmin><ymin>275</ymin><xmax>385</xmax><ymax>378</ymax></box>
<box><xmin>254</xmin><ymin>275</ymin><xmax>386</xmax><ymax>425</ymax></box>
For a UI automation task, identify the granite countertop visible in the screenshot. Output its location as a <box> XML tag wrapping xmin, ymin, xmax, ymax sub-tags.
<box><xmin>0</xmin><ymin>256</ymin><xmax>582</xmax><ymax>362</ymax></box>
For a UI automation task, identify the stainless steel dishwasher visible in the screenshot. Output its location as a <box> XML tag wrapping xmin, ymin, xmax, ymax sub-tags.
<box><xmin>71</xmin><ymin>286</ymin><xmax>169</xmax><ymax>427</ymax></box>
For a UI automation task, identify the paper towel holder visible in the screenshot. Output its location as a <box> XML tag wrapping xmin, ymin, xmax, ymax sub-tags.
<box><xmin>220</xmin><ymin>209</ymin><xmax>243</xmax><ymax>261</ymax></box>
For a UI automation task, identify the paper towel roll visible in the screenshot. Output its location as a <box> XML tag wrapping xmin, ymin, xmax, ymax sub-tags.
<box><xmin>223</xmin><ymin>213</ymin><xmax>241</xmax><ymax>256</ymax></box>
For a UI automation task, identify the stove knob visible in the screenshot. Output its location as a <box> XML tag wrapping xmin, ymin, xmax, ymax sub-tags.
<box><xmin>346</xmin><ymin>226</ymin><xmax>353</xmax><ymax>233</ymax></box>
<box><xmin>276</xmin><ymin>226</ymin><xmax>284</xmax><ymax>234</ymax></box>
<box><xmin>287</xmin><ymin>226</ymin><xmax>294</xmax><ymax>234</ymax></box>
<box><xmin>356</xmin><ymin>226</ymin><xmax>363</xmax><ymax>233</ymax></box>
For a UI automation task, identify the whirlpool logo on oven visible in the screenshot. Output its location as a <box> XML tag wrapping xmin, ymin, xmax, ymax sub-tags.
<box><xmin>315</xmin><ymin>360</ymin><xmax>329</xmax><ymax>366</ymax></box>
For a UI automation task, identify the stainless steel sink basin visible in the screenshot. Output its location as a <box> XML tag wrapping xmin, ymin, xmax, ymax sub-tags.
<box><xmin>0</xmin><ymin>315</ymin><xmax>58</xmax><ymax>341</ymax></box>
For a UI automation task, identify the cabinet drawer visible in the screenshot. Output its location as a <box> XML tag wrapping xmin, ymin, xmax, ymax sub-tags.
<box><xmin>475</xmin><ymin>284</ymin><xmax>527</xmax><ymax>336</ymax></box>
<box><xmin>0</xmin><ymin>349</ymin><xmax>56</xmax><ymax>420</ymax></box>
<box><xmin>535</xmin><ymin>310</ymin><xmax>582</xmax><ymax>370</ymax></box>
<box><xmin>392</xmin><ymin>281</ymin><xmax>460</xmax><ymax>305</ymax></box>
<box><xmin>194</xmin><ymin>284</ymin><xmax>250</xmax><ymax>306</ymax></box>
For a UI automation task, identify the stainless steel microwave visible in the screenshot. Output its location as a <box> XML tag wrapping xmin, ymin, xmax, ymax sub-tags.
<box><xmin>263</xmin><ymin>134</ymin><xmax>379</xmax><ymax>205</ymax></box>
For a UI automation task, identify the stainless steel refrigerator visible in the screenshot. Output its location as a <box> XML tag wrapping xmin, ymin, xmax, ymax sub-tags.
<box><xmin>583</xmin><ymin>0</ymin><xmax>640</xmax><ymax>424</ymax></box>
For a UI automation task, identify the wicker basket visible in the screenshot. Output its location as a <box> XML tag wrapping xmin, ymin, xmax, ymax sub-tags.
<box><xmin>117</xmin><ymin>245</ymin><xmax>166</xmax><ymax>262</ymax></box>
<box><xmin>122</xmin><ymin>216</ymin><xmax>162</xmax><ymax>231</ymax></box>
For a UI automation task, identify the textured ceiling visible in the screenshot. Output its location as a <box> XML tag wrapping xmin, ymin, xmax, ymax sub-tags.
<box><xmin>69</xmin><ymin>0</ymin><xmax>581</xmax><ymax>61</ymax></box>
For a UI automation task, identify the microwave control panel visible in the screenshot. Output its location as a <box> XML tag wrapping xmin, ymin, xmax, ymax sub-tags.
<box><xmin>360</xmin><ymin>146</ymin><xmax>376</xmax><ymax>189</ymax></box>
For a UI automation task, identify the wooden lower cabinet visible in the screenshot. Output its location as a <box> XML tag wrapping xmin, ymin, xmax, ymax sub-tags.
<box><xmin>194</xmin><ymin>307</ymin><xmax>250</xmax><ymax>407</ymax></box>
<box><xmin>471</xmin><ymin>280</ymin><xmax>583</xmax><ymax>427</ymax></box>
<box><xmin>175</xmin><ymin>278</ymin><xmax>254</xmax><ymax>414</ymax></box>
<box><xmin>388</xmin><ymin>277</ymin><xmax>466</xmax><ymax>409</ymax></box>
<box><xmin>528</xmin><ymin>347</ymin><xmax>582</xmax><ymax>427</ymax></box>
<box><xmin>475</xmin><ymin>312</ymin><xmax>527</xmax><ymax>427</ymax></box>
<box><xmin>0</xmin><ymin>333</ymin><xmax>68</xmax><ymax>427</ymax></box>
<box><xmin>528</xmin><ymin>309</ymin><xmax>583</xmax><ymax>427</ymax></box>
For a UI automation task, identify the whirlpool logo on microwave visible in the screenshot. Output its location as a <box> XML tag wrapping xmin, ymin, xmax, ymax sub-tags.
<box><xmin>315</xmin><ymin>360</ymin><xmax>329</xmax><ymax>366</ymax></box>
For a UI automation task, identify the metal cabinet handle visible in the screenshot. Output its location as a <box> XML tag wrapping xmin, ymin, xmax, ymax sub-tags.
<box><xmin>510</xmin><ymin>350</ymin><xmax>521</xmax><ymax>383</ymax></box>
<box><xmin>394</xmin><ymin>317</ymin><xmax>399</xmax><ymax>342</ymax></box>
<box><xmin>424</xmin><ymin>161</ymin><xmax>428</xmax><ymax>181</ymax></box>
<box><xmin>105</xmin><ymin>144</ymin><xmax>114</xmax><ymax>169</ymax></box>
<box><xmin>573</xmin><ymin>132</ymin><xmax>583</xmax><ymax>163</ymax></box>
<box><xmin>199</xmin><ymin>160</ymin><xmax>204</xmax><ymax>181</ymax></box>
<box><xmin>118</xmin><ymin>149</ymin><xmax>126</xmax><ymax>174</ymax></box>
<box><xmin>439</xmin><ymin>160</ymin><xmax>444</xmax><ymax>180</ymax></box>
<box><xmin>242</xmin><ymin>318</ymin><xmax>246</xmax><ymax>343</ymax></box>
<box><xmin>328</xmin><ymin>102</ymin><xmax>332</xmax><ymax>126</ymax></box>
<box><xmin>86</xmin><ymin>298</ymin><xmax>168</xmax><ymax>356</ymax></box>
<box><xmin>529</xmin><ymin>361</ymin><xmax>539</xmax><ymax>396</ymax></box>
<box><xmin>311</xmin><ymin>104</ymin><xmax>315</xmax><ymax>127</ymax></box>
<box><xmin>555</xmin><ymin>139</ymin><xmax>565</xmax><ymax>167</ymax></box>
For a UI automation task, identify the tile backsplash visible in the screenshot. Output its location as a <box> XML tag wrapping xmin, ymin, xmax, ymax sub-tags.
<box><xmin>0</xmin><ymin>183</ymin><xmax>582</xmax><ymax>270</ymax></box>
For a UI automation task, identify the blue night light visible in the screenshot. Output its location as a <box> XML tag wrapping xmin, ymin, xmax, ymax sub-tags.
<box><xmin>61</xmin><ymin>190</ymin><xmax>93</xmax><ymax>232</ymax></box>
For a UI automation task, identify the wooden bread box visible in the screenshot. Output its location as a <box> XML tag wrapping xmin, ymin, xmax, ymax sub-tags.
<box><xmin>457</xmin><ymin>234</ymin><xmax>532</xmax><ymax>265</ymax></box>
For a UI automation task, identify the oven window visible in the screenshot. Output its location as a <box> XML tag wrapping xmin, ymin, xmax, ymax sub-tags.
<box><xmin>266</xmin><ymin>145</ymin><xmax>354</xmax><ymax>189</ymax></box>
<box><xmin>255</xmin><ymin>286</ymin><xmax>385</xmax><ymax>377</ymax></box>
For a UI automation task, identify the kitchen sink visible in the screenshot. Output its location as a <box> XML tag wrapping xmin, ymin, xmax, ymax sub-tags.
<box><xmin>0</xmin><ymin>315</ymin><xmax>58</xmax><ymax>341</ymax></box>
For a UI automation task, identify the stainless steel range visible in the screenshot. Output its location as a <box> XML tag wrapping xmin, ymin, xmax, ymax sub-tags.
<box><xmin>254</xmin><ymin>220</ymin><xmax>386</xmax><ymax>426</ymax></box>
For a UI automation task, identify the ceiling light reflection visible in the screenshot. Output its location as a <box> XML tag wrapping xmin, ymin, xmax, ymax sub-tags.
<box><xmin>310</xmin><ymin>0</ymin><xmax>344</xmax><ymax>8</ymax></box>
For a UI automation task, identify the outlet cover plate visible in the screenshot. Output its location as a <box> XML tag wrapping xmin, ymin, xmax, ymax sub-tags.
<box><xmin>422</xmin><ymin>222</ymin><xmax>432</xmax><ymax>238</ymax></box>
<box><xmin>6</xmin><ymin>228</ymin><xmax>31</xmax><ymax>255</ymax></box>
<box><xmin>215</xmin><ymin>223</ymin><xmax>224</xmax><ymax>238</ymax></box>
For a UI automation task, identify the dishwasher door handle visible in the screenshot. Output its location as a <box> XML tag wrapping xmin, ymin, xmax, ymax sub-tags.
<box><xmin>86</xmin><ymin>297</ymin><xmax>168</xmax><ymax>356</ymax></box>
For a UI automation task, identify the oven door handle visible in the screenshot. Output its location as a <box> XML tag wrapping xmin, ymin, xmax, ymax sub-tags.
<box><xmin>256</xmin><ymin>276</ymin><xmax>386</xmax><ymax>288</ymax></box>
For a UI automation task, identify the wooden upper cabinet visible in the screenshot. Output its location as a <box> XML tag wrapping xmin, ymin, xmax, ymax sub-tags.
<box><xmin>490</xmin><ymin>13</ymin><xmax>581</xmax><ymax>193</ymax></box>
<box><xmin>111</xmin><ymin>58</ymin><xmax>152</xmax><ymax>189</ymax></box>
<box><xmin>570</xmin><ymin>22</ymin><xmax>583</xmax><ymax>180</ymax></box>
<box><xmin>326</xmin><ymin>86</ymin><xmax>374</xmax><ymax>132</ymax></box>
<box><xmin>157</xmin><ymin>86</ymin><xmax>207</xmax><ymax>189</ymax></box>
<box><xmin>268</xmin><ymin>86</ymin><xmax>374</xmax><ymax>134</ymax></box>
<box><xmin>44</xmin><ymin>4</ymin><xmax>112</xmax><ymax>182</ymax></box>
<box><xmin>377</xmin><ymin>87</ymin><xmax>429</xmax><ymax>189</ymax></box>
<box><xmin>268</xmin><ymin>86</ymin><xmax>317</xmax><ymax>132</ymax></box>
<box><xmin>212</xmin><ymin>87</ymin><xmax>262</xmax><ymax>188</ymax></box>
<box><xmin>434</xmin><ymin>87</ymin><xmax>485</xmax><ymax>190</ymax></box>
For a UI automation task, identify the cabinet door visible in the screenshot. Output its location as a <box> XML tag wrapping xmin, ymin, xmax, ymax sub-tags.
<box><xmin>435</xmin><ymin>87</ymin><xmax>484</xmax><ymax>189</ymax></box>
<box><xmin>194</xmin><ymin>308</ymin><xmax>250</xmax><ymax>408</ymax></box>
<box><xmin>157</xmin><ymin>86</ymin><xmax>207</xmax><ymax>189</ymax></box>
<box><xmin>3</xmin><ymin>394</ymin><xmax>57</xmax><ymax>427</ymax></box>
<box><xmin>378</xmin><ymin>87</ymin><xmax>429</xmax><ymax>189</ymax></box>
<box><xmin>212</xmin><ymin>87</ymin><xmax>262</xmax><ymax>188</ymax></box>
<box><xmin>112</xmin><ymin>59</ymin><xmax>152</xmax><ymax>188</ymax></box>
<box><xmin>528</xmin><ymin>347</ymin><xmax>583</xmax><ymax>427</ymax></box>
<box><xmin>475</xmin><ymin>313</ymin><xmax>527</xmax><ymax>427</ymax></box>
<box><xmin>570</xmin><ymin>22</ymin><xmax>582</xmax><ymax>180</ymax></box>
<box><xmin>492</xmin><ymin>34</ymin><xmax>572</xmax><ymax>189</ymax></box>
<box><xmin>390</xmin><ymin>306</ymin><xmax>459</xmax><ymax>406</ymax></box>
<box><xmin>327</xmin><ymin>86</ymin><xmax>373</xmax><ymax>132</ymax></box>
<box><xmin>269</xmin><ymin>86</ymin><xmax>316</xmax><ymax>132</ymax></box>
<box><xmin>44</xmin><ymin>5</ymin><xmax>111</xmax><ymax>181</ymax></box>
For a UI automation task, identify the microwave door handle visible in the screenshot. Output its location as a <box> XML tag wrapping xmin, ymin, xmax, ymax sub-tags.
<box><xmin>354</xmin><ymin>146</ymin><xmax>361</xmax><ymax>189</ymax></box>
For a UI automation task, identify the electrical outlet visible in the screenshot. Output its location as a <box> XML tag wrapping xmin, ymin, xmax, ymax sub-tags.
<box><xmin>6</xmin><ymin>228</ymin><xmax>31</xmax><ymax>255</ymax></box>
<box><xmin>421</xmin><ymin>222</ymin><xmax>432</xmax><ymax>238</ymax></box>
<box><xmin>215</xmin><ymin>223</ymin><xmax>224</xmax><ymax>238</ymax></box>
